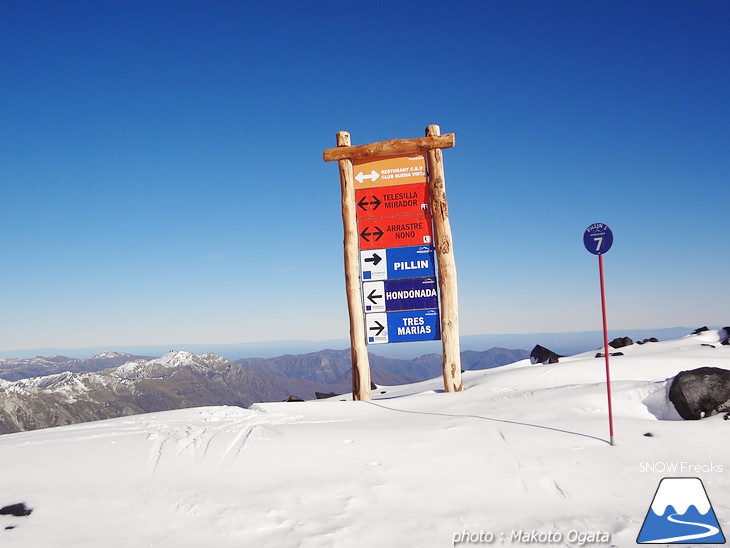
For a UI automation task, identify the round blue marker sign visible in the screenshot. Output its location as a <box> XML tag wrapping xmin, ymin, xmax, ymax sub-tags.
<box><xmin>583</xmin><ymin>223</ymin><xmax>613</xmax><ymax>255</ymax></box>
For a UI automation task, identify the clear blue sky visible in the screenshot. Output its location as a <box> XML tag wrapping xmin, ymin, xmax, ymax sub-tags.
<box><xmin>1</xmin><ymin>1</ymin><xmax>728</xmax><ymax>353</ymax></box>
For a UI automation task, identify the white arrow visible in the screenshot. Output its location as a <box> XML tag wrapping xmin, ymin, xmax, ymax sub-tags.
<box><xmin>355</xmin><ymin>170</ymin><xmax>380</xmax><ymax>184</ymax></box>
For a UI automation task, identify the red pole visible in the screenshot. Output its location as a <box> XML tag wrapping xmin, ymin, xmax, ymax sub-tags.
<box><xmin>598</xmin><ymin>253</ymin><xmax>615</xmax><ymax>446</ymax></box>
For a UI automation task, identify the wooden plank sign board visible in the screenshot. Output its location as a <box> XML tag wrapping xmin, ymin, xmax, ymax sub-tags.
<box><xmin>357</xmin><ymin>210</ymin><xmax>433</xmax><ymax>250</ymax></box>
<box><xmin>352</xmin><ymin>153</ymin><xmax>427</xmax><ymax>189</ymax></box>
<box><xmin>355</xmin><ymin>182</ymin><xmax>430</xmax><ymax>220</ymax></box>
<box><xmin>360</xmin><ymin>245</ymin><xmax>436</xmax><ymax>281</ymax></box>
<box><xmin>362</xmin><ymin>277</ymin><xmax>439</xmax><ymax>313</ymax></box>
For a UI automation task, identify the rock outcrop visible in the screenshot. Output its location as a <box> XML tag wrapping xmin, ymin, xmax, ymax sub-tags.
<box><xmin>668</xmin><ymin>366</ymin><xmax>730</xmax><ymax>420</ymax></box>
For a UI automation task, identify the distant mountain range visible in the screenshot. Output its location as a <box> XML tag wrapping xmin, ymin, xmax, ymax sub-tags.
<box><xmin>235</xmin><ymin>347</ymin><xmax>528</xmax><ymax>384</ymax></box>
<box><xmin>0</xmin><ymin>351</ymin><xmax>347</xmax><ymax>434</ymax></box>
<box><xmin>0</xmin><ymin>327</ymin><xmax>696</xmax><ymax>360</ymax></box>
<box><xmin>0</xmin><ymin>351</ymin><xmax>152</xmax><ymax>382</ymax></box>
<box><xmin>0</xmin><ymin>347</ymin><xmax>528</xmax><ymax>434</ymax></box>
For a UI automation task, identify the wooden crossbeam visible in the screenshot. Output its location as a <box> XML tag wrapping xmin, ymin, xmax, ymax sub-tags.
<box><xmin>323</xmin><ymin>133</ymin><xmax>455</xmax><ymax>163</ymax></box>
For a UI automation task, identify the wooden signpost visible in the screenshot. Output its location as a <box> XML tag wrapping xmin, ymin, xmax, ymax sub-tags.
<box><xmin>324</xmin><ymin>125</ymin><xmax>462</xmax><ymax>400</ymax></box>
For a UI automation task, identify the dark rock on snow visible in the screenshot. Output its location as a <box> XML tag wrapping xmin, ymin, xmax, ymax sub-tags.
<box><xmin>691</xmin><ymin>326</ymin><xmax>709</xmax><ymax>335</ymax></box>
<box><xmin>595</xmin><ymin>352</ymin><xmax>624</xmax><ymax>358</ymax></box>
<box><xmin>668</xmin><ymin>366</ymin><xmax>730</xmax><ymax>420</ymax></box>
<box><xmin>0</xmin><ymin>503</ymin><xmax>32</xmax><ymax>517</ymax></box>
<box><xmin>530</xmin><ymin>345</ymin><xmax>562</xmax><ymax>365</ymax></box>
<box><xmin>609</xmin><ymin>336</ymin><xmax>633</xmax><ymax>349</ymax></box>
<box><xmin>720</xmin><ymin>327</ymin><xmax>730</xmax><ymax>345</ymax></box>
<box><xmin>636</xmin><ymin>337</ymin><xmax>659</xmax><ymax>345</ymax></box>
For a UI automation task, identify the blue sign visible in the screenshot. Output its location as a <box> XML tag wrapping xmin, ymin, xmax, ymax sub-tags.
<box><xmin>362</xmin><ymin>277</ymin><xmax>438</xmax><ymax>313</ymax></box>
<box><xmin>365</xmin><ymin>309</ymin><xmax>441</xmax><ymax>344</ymax></box>
<box><xmin>583</xmin><ymin>223</ymin><xmax>614</xmax><ymax>255</ymax></box>
<box><xmin>360</xmin><ymin>245</ymin><xmax>435</xmax><ymax>281</ymax></box>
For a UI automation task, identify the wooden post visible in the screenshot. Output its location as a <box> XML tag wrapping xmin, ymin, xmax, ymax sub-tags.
<box><xmin>335</xmin><ymin>131</ymin><xmax>371</xmax><ymax>401</ymax></box>
<box><xmin>426</xmin><ymin>124</ymin><xmax>463</xmax><ymax>392</ymax></box>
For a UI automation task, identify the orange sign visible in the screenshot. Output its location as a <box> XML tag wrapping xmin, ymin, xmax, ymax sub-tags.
<box><xmin>355</xmin><ymin>182</ymin><xmax>430</xmax><ymax>220</ymax></box>
<box><xmin>352</xmin><ymin>153</ymin><xmax>427</xmax><ymax>189</ymax></box>
<box><xmin>357</xmin><ymin>210</ymin><xmax>433</xmax><ymax>251</ymax></box>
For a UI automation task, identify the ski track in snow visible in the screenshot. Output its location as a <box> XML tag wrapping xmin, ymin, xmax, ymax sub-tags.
<box><xmin>139</xmin><ymin>409</ymin><xmax>301</xmax><ymax>468</ymax></box>
<box><xmin>494</xmin><ymin>428</ymin><xmax>571</xmax><ymax>501</ymax></box>
<box><xmin>218</xmin><ymin>424</ymin><xmax>258</xmax><ymax>466</ymax></box>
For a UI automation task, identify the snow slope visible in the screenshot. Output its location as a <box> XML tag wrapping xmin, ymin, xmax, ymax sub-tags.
<box><xmin>0</xmin><ymin>331</ymin><xmax>728</xmax><ymax>547</ymax></box>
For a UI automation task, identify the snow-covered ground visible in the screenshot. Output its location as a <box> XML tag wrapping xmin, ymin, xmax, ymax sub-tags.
<box><xmin>1</xmin><ymin>331</ymin><xmax>728</xmax><ymax>547</ymax></box>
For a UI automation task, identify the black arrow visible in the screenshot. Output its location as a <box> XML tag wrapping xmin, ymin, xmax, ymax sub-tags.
<box><xmin>369</xmin><ymin>320</ymin><xmax>385</xmax><ymax>336</ymax></box>
<box><xmin>357</xmin><ymin>196</ymin><xmax>370</xmax><ymax>211</ymax></box>
<box><xmin>367</xmin><ymin>289</ymin><xmax>383</xmax><ymax>305</ymax></box>
<box><xmin>360</xmin><ymin>226</ymin><xmax>384</xmax><ymax>242</ymax></box>
<box><xmin>364</xmin><ymin>253</ymin><xmax>382</xmax><ymax>266</ymax></box>
<box><xmin>357</xmin><ymin>196</ymin><xmax>383</xmax><ymax>211</ymax></box>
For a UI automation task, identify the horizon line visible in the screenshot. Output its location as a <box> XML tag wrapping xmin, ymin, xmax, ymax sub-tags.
<box><xmin>0</xmin><ymin>326</ymin><xmax>707</xmax><ymax>360</ymax></box>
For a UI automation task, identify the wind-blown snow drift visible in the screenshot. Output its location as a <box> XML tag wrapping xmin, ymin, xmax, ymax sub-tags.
<box><xmin>0</xmin><ymin>330</ymin><xmax>728</xmax><ymax>547</ymax></box>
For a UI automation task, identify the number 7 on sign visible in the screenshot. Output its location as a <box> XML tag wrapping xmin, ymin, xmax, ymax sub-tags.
<box><xmin>593</xmin><ymin>236</ymin><xmax>603</xmax><ymax>252</ymax></box>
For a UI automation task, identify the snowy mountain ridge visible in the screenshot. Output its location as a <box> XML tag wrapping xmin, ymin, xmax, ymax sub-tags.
<box><xmin>4</xmin><ymin>371</ymin><xmax>82</xmax><ymax>393</ymax></box>
<box><xmin>0</xmin><ymin>350</ymin><xmax>421</xmax><ymax>434</ymax></box>
<box><xmin>0</xmin><ymin>352</ymin><xmax>147</xmax><ymax>382</ymax></box>
<box><xmin>3</xmin><ymin>351</ymin><xmax>257</xmax><ymax>396</ymax></box>
<box><xmin>0</xmin><ymin>352</ymin><xmax>291</xmax><ymax>433</ymax></box>
<box><xmin>112</xmin><ymin>350</ymin><xmax>226</xmax><ymax>380</ymax></box>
